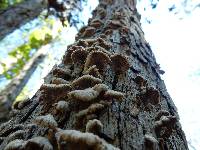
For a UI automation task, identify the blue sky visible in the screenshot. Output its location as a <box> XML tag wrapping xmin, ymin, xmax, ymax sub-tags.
<box><xmin>137</xmin><ymin>0</ymin><xmax>200</xmax><ymax>149</ymax></box>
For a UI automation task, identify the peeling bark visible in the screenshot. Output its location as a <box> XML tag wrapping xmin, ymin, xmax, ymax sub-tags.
<box><xmin>0</xmin><ymin>0</ymin><xmax>188</xmax><ymax>149</ymax></box>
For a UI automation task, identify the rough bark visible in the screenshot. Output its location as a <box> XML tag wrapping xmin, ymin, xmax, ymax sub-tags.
<box><xmin>0</xmin><ymin>0</ymin><xmax>188</xmax><ymax>149</ymax></box>
<box><xmin>0</xmin><ymin>48</ymin><xmax>45</xmax><ymax>124</ymax></box>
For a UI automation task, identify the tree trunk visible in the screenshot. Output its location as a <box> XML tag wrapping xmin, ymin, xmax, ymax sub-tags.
<box><xmin>0</xmin><ymin>0</ymin><xmax>188</xmax><ymax>149</ymax></box>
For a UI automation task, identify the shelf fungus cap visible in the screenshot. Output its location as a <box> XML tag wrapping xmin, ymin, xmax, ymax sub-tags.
<box><xmin>103</xmin><ymin>90</ymin><xmax>124</xmax><ymax>101</ymax></box>
<box><xmin>83</xmin><ymin>26</ymin><xmax>96</xmax><ymax>37</ymax></box>
<box><xmin>52</xmin><ymin>67</ymin><xmax>71</xmax><ymax>79</ymax></box>
<box><xmin>83</xmin><ymin>65</ymin><xmax>102</xmax><ymax>78</ymax></box>
<box><xmin>56</xmin><ymin>101</ymin><xmax>70</xmax><ymax>113</ymax></box>
<box><xmin>63</xmin><ymin>46</ymin><xmax>85</xmax><ymax>64</ymax></box>
<box><xmin>25</xmin><ymin>136</ymin><xmax>53</xmax><ymax>150</ymax></box>
<box><xmin>90</xmin><ymin>19</ymin><xmax>103</xmax><ymax>28</ymax></box>
<box><xmin>7</xmin><ymin>130</ymin><xmax>26</xmax><ymax>143</ymax></box>
<box><xmin>86</xmin><ymin>119</ymin><xmax>103</xmax><ymax>134</ymax></box>
<box><xmin>75</xmin><ymin>103</ymin><xmax>105</xmax><ymax>120</ymax></box>
<box><xmin>93</xmin><ymin>84</ymin><xmax>109</xmax><ymax>94</ymax></box>
<box><xmin>5</xmin><ymin>139</ymin><xmax>26</xmax><ymax>150</ymax></box>
<box><xmin>71</xmin><ymin>75</ymin><xmax>102</xmax><ymax>89</ymax></box>
<box><xmin>84</xmin><ymin>51</ymin><xmax>111</xmax><ymax>73</ymax></box>
<box><xmin>55</xmin><ymin>129</ymin><xmax>120</xmax><ymax>150</ymax></box>
<box><xmin>155</xmin><ymin>115</ymin><xmax>177</xmax><ymax>129</ymax></box>
<box><xmin>146</xmin><ymin>87</ymin><xmax>160</xmax><ymax>105</ymax></box>
<box><xmin>39</xmin><ymin>83</ymin><xmax>72</xmax><ymax>102</ymax></box>
<box><xmin>71</xmin><ymin>48</ymin><xmax>89</xmax><ymax>64</ymax></box>
<box><xmin>111</xmin><ymin>54</ymin><xmax>130</xmax><ymax>73</ymax></box>
<box><xmin>134</xmin><ymin>75</ymin><xmax>147</xmax><ymax>87</ymax></box>
<box><xmin>76</xmin><ymin>39</ymin><xmax>89</xmax><ymax>47</ymax></box>
<box><xmin>51</xmin><ymin>77</ymin><xmax>69</xmax><ymax>85</ymax></box>
<box><xmin>34</xmin><ymin>114</ymin><xmax>58</xmax><ymax>129</ymax></box>
<box><xmin>96</xmin><ymin>37</ymin><xmax>112</xmax><ymax>50</ymax></box>
<box><xmin>68</xmin><ymin>88</ymin><xmax>99</xmax><ymax>102</ymax></box>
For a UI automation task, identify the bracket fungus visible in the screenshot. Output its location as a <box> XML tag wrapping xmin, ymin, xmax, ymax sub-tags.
<box><xmin>71</xmin><ymin>75</ymin><xmax>102</xmax><ymax>90</ymax></box>
<box><xmin>76</xmin><ymin>39</ymin><xmax>89</xmax><ymax>48</ymax></box>
<box><xmin>134</xmin><ymin>75</ymin><xmax>147</xmax><ymax>88</ymax></box>
<box><xmin>51</xmin><ymin>77</ymin><xmax>69</xmax><ymax>85</ymax></box>
<box><xmin>39</xmin><ymin>83</ymin><xmax>71</xmax><ymax>102</ymax></box>
<box><xmin>75</xmin><ymin>103</ymin><xmax>105</xmax><ymax>123</ymax></box>
<box><xmin>92</xmin><ymin>83</ymin><xmax>109</xmax><ymax>94</ymax></box>
<box><xmin>55</xmin><ymin>129</ymin><xmax>119</xmax><ymax>150</ymax></box>
<box><xmin>94</xmin><ymin>46</ymin><xmax>112</xmax><ymax>56</ymax></box>
<box><xmin>4</xmin><ymin>139</ymin><xmax>26</xmax><ymax>150</ymax></box>
<box><xmin>55</xmin><ymin>101</ymin><xmax>70</xmax><ymax>114</ymax></box>
<box><xmin>63</xmin><ymin>46</ymin><xmax>85</xmax><ymax>65</ymax></box>
<box><xmin>94</xmin><ymin>38</ymin><xmax>112</xmax><ymax>50</ymax></box>
<box><xmin>155</xmin><ymin>110</ymin><xmax>170</xmax><ymax>121</ymax></box>
<box><xmin>82</xmin><ymin>26</ymin><xmax>96</xmax><ymax>37</ymax></box>
<box><xmin>110</xmin><ymin>54</ymin><xmax>130</xmax><ymax>74</ymax></box>
<box><xmin>106</xmin><ymin>20</ymin><xmax>122</xmax><ymax>29</ymax></box>
<box><xmin>97</xmin><ymin>8</ymin><xmax>106</xmax><ymax>19</ymax></box>
<box><xmin>90</xmin><ymin>19</ymin><xmax>103</xmax><ymax>28</ymax></box>
<box><xmin>145</xmin><ymin>87</ymin><xmax>160</xmax><ymax>105</ymax></box>
<box><xmin>25</xmin><ymin>136</ymin><xmax>53</xmax><ymax>150</ymax></box>
<box><xmin>68</xmin><ymin>88</ymin><xmax>99</xmax><ymax>102</ymax></box>
<box><xmin>137</xmin><ymin>87</ymin><xmax>160</xmax><ymax>106</ymax></box>
<box><xmin>154</xmin><ymin>115</ymin><xmax>177</xmax><ymax>138</ymax></box>
<box><xmin>71</xmin><ymin>48</ymin><xmax>89</xmax><ymax>64</ymax></box>
<box><xmin>86</xmin><ymin>119</ymin><xmax>103</xmax><ymax>135</ymax></box>
<box><xmin>7</xmin><ymin>130</ymin><xmax>26</xmax><ymax>143</ymax></box>
<box><xmin>104</xmin><ymin>29</ymin><xmax>113</xmax><ymax>36</ymax></box>
<box><xmin>52</xmin><ymin>67</ymin><xmax>71</xmax><ymax>80</ymax></box>
<box><xmin>67</xmin><ymin>84</ymin><xmax>108</xmax><ymax>102</ymax></box>
<box><xmin>34</xmin><ymin>114</ymin><xmax>58</xmax><ymax>130</ymax></box>
<box><xmin>83</xmin><ymin>65</ymin><xmax>102</xmax><ymax>78</ymax></box>
<box><xmin>84</xmin><ymin>51</ymin><xmax>111</xmax><ymax>73</ymax></box>
<box><xmin>103</xmin><ymin>90</ymin><xmax>124</xmax><ymax>102</ymax></box>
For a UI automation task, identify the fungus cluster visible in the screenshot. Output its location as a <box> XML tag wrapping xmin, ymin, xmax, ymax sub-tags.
<box><xmin>154</xmin><ymin>111</ymin><xmax>177</xmax><ymax>138</ymax></box>
<box><xmin>20</xmin><ymin>6</ymin><xmax>132</xmax><ymax>149</ymax></box>
<box><xmin>51</xmin><ymin>77</ymin><xmax>69</xmax><ymax>85</ymax></box>
<box><xmin>52</xmin><ymin>66</ymin><xmax>71</xmax><ymax>79</ymax></box>
<box><xmin>55</xmin><ymin>101</ymin><xmax>70</xmax><ymax>114</ymax></box>
<box><xmin>84</xmin><ymin>51</ymin><xmax>111</xmax><ymax>73</ymax></box>
<box><xmin>110</xmin><ymin>54</ymin><xmax>130</xmax><ymax>74</ymax></box>
<box><xmin>82</xmin><ymin>26</ymin><xmax>96</xmax><ymax>37</ymax></box>
<box><xmin>86</xmin><ymin>119</ymin><xmax>103</xmax><ymax>135</ymax></box>
<box><xmin>90</xmin><ymin>19</ymin><xmax>103</xmax><ymax>28</ymax></box>
<box><xmin>5</xmin><ymin>136</ymin><xmax>53</xmax><ymax>150</ymax></box>
<box><xmin>137</xmin><ymin>85</ymin><xmax>160</xmax><ymax>107</ymax></box>
<box><xmin>61</xmin><ymin>37</ymin><xmax>129</xmax><ymax>76</ymax></box>
<box><xmin>71</xmin><ymin>75</ymin><xmax>102</xmax><ymax>90</ymax></box>
<box><xmin>68</xmin><ymin>83</ymin><xmax>123</xmax><ymax>103</ymax></box>
<box><xmin>34</xmin><ymin>114</ymin><xmax>58</xmax><ymax>130</ymax></box>
<box><xmin>55</xmin><ymin>129</ymin><xmax>119</xmax><ymax>150</ymax></box>
<box><xmin>39</xmin><ymin>83</ymin><xmax>71</xmax><ymax>103</ymax></box>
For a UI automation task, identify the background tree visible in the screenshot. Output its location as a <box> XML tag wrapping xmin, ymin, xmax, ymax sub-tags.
<box><xmin>0</xmin><ymin>0</ymin><xmax>188</xmax><ymax>149</ymax></box>
<box><xmin>0</xmin><ymin>0</ymin><xmax>87</xmax><ymax>124</ymax></box>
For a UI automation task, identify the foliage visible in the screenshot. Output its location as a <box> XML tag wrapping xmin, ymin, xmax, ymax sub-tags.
<box><xmin>0</xmin><ymin>17</ymin><xmax>64</xmax><ymax>79</ymax></box>
<box><xmin>0</xmin><ymin>0</ymin><xmax>24</xmax><ymax>10</ymax></box>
